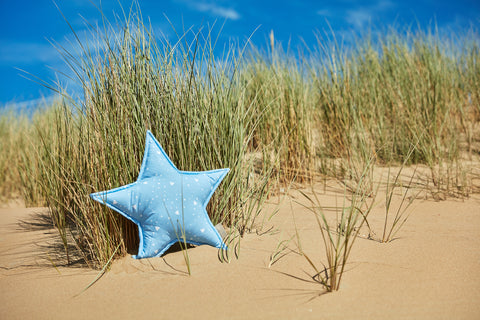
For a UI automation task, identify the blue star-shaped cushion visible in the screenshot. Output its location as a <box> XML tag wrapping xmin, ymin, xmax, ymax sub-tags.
<box><xmin>90</xmin><ymin>130</ymin><xmax>229</xmax><ymax>259</ymax></box>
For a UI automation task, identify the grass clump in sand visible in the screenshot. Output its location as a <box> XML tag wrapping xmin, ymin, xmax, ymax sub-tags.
<box><xmin>311</xmin><ymin>28</ymin><xmax>479</xmax><ymax>196</ymax></box>
<box><xmin>379</xmin><ymin>150</ymin><xmax>420</xmax><ymax>243</ymax></box>
<box><xmin>34</xmin><ymin>6</ymin><xmax>272</xmax><ymax>268</ymax></box>
<box><xmin>296</xmin><ymin>157</ymin><xmax>377</xmax><ymax>292</ymax></box>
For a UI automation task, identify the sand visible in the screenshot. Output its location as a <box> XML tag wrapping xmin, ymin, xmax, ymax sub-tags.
<box><xmin>1</xmin><ymin>184</ymin><xmax>480</xmax><ymax>320</ymax></box>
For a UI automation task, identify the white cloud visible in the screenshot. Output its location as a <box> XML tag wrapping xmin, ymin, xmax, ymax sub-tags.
<box><xmin>345</xmin><ymin>0</ymin><xmax>396</xmax><ymax>29</ymax></box>
<box><xmin>0</xmin><ymin>25</ymin><xmax>113</xmax><ymax>67</ymax></box>
<box><xmin>317</xmin><ymin>0</ymin><xmax>396</xmax><ymax>30</ymax></box>
<box><xmin>376</xmin><ymin>0</ymin><xmax>394</xmax><ymax>11</ymax></box>
<box><xmin>181</xmin><ymin>1</ymin><xmax>240</xmax><ymax>20</ymax></box>
<box><xmin>316</xmin><ymin>9</ymin><xmax>331</xmax><ymax>17</ymax></box>
<box><xmin>197</xmin><ymin>3</ymin><xmax>240</xmax><ymax>20</ymax></box>
<box><xmin>346</xmin><ymin>8</ymin><xmax>372</xmax><ymax>29</ymax></box>
<box><xmin>0</xmin><ymin>42</ymin><xmax>58</xmax><ymax>65</ymax></box>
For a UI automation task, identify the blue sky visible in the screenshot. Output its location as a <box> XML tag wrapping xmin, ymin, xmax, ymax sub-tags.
<box><xmin>0</xmin><ymin>0</ymin><xmax>479</xmax><ymax>106</ymax></box>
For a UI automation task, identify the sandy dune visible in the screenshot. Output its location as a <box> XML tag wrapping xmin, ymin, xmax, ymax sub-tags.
<box><xmin>1</xmin><ymin>184</ymin><xmax>479</xmax><ymax>319</ymax></box>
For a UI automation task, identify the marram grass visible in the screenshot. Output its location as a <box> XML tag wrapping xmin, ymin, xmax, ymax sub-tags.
<box><xmin>1</xmin><ymin>6</ymin><xmax>479</xmax><ymax>267</ymax></box>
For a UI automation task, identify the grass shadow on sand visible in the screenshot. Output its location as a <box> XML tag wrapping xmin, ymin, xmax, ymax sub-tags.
<box><xmin>13</xmin><ymin>210</ymin><xmax>87</xmax><ymax>269</ymax></box>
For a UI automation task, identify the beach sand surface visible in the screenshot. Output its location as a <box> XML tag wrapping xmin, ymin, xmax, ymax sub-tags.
<box><xmin>1</xmin><ymin>184</ymin><xmax>479</xmax><ymax>319</ymax></box>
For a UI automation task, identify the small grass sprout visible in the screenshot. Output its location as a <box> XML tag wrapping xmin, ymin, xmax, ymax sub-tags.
<box><xmin>296</xmin><ymin>157</ymin><xmax>377</xmax><ymax>292</ymax></box>
<box><xmin>381</xmin><ymin>165</ymin><xmax>419</xmax><ymax>243</ymax></box>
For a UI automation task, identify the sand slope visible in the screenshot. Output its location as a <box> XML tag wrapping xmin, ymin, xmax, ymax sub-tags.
<box><xmin>1</xmin><ymin>187</ymin><xmax>479</xmax><ymax>319</ymax></box>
